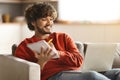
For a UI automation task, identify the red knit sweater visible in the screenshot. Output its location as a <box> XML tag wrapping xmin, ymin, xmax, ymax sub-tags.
<box><xmin>15</xmin><ymin>32</ymin><xmax>83</xmax><ymax>80</ymax></box>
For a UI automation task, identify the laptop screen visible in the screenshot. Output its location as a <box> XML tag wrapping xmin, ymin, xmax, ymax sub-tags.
<box><xmin>81</xmin><ymin>43</ymin><xmax>116</xmax><ymax>72</ymax></box>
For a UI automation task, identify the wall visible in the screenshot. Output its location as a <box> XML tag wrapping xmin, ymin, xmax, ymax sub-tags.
<box><xmin>0</xmin><ymin>23</ymin><xmax>120</xmax><ymax>55</ymax></box>
<box><xmin>0</xmin><ymin>23</ymin><xmax>21</xmax><ymax>55</ymax></box>
<box><xmin>53</xmin><ymin>24</ymin><xmax>120</xmax><ymax>43</ymax></box>
<box><xmin>21</xmin><ymin>23</ymin><xmax>120</xmax><ymax>43</ymax></box>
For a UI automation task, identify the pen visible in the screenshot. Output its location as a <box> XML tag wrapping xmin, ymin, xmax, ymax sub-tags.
<box><xmin>48</xmin><ymin>39</ymin><xmax>53</xmax><ymax>44</ymax></box>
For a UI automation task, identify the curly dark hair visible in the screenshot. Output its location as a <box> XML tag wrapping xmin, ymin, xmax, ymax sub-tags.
<box><xmin>24</xmin><ymin>2</ymin><xmax>57</xmax><ymax>31</ymax></box>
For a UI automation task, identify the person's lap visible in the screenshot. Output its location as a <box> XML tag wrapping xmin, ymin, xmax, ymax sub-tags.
<box><xmin>48</xmin><ymin>69</ymin><xmax>120</xmax><ymax>80</ymax></box>
<box><xmin>102</xmin><ymin>68</ymin><xmax>120</xmax><ymax>80</ymax></box>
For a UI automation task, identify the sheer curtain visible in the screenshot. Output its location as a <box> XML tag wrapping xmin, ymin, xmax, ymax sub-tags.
<box><xmin>58</xmin><ymin>0</ymin><xmax>120</xmax><ymax>23</ymax></box>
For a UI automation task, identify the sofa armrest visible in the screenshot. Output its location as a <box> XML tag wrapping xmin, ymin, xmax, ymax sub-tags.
<box><xmin>0</xmin><ymin>55</ymin><xmax>40</xmax><ymax>80</ymax></box>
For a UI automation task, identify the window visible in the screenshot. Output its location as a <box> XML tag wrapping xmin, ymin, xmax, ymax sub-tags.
<box><xmin>58</xmin><ymin>0</ymin><xmax>120</xmax><ymax>23</ymax></box>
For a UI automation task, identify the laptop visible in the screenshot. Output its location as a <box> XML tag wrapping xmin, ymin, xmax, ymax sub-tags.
<box><xmin>81</xmin><ymin>43</ymin><xmax>116</xmax><ymax>72</ymax></box>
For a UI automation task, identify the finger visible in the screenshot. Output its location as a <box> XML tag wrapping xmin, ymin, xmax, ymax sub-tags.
<box><xmin>33</xmin><ymin>51</ymin><xmax>39</xmax><ymax>58</ymax></box>
<box><xmin>50</xmin><ymin>54</ymin><xmax>56</xmax><ymax>58</ymax></box>
<box><xmin>49</xmin><ymin>43</ymin><xmax>54</xmax><ymax>48</ymax></box>
<box><xmin>45</xmin><ymin>48</ymin><xmax>52</xmax><ymax>56</ymax></box>
<box><xmin>40</xmin><ymin>46</ymin><xmax>44</xmax><ymax>56</ymax></box>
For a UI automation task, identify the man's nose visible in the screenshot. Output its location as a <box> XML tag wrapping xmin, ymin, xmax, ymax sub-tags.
<box><xmin>47</xmin><ymin>20</ymin><xmax>52</xmax><ymax>25</ymax></box>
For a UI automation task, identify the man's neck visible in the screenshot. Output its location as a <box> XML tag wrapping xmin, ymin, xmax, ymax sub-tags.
<box><xmin>34</xmin><ymin>33</ymin><xmax>50</xmax><ymax>40</ymax></box>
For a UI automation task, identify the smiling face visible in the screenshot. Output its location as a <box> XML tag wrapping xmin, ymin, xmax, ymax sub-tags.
<box><xmin>32</xmin><ymin>16</ymin><xmax>54</xmax><ymax>35</ymax></box>
<box><xmin>25</xmin><ymin>2</ymin><xmax>57</xmax><ymax>31</ymax></box>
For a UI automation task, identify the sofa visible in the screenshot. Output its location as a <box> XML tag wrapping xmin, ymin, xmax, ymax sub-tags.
<box><xmin>0</xmin><ymin>42</ymin><xmax>120</xmax><ymax>80</ymax></box>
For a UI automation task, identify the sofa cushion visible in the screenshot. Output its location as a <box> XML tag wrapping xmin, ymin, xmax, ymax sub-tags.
<box><xmin>75</xmin><ymin>41</ymin><xmax>84</xmax><ymax>58</ymax></box>
<box><xmin>12</xmin><ymin>44</ymin><xmax>18</xmax><ymax>56</ymax></box>
<box><xmin>112</xmin><ymin>43</ymin><xmax>120</xmax><ymax>68</ymax></box>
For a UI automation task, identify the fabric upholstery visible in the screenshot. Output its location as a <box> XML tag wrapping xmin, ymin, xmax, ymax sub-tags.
<box><xmin>75</xmin><ymin>41</ymin><xmax>84</xmax><ymax>58</ymax></box>
<box><xmin>0</xmin><ymin>55</ymin><xmax>40</xmax><ymax>80</ymax></box>
<box><xmin>112</xmin><ymin>43</ymin><xmax>120</xmax><ymax>68</ymax></box>
<box><xmin>12</xmin><ymin>44</ymin><xmax>17</xmax><ymax>56</ymax></box>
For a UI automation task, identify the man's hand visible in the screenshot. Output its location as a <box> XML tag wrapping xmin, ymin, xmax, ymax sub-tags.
<box><xmin>49</xmin><ymin>42</ymin><xmax>60</xmax><ymax>57</ymax></box>
<box><xmin>34</xmin><ymin>46</ymin><xmax>56</xmax><ymax>69</ymax></box>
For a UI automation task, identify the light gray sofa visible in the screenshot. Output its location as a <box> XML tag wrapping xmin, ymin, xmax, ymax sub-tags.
<box><xmin>0</xmin><ymin>42</ymin><xmax>120</xmax><ymax>80</ymax></box>
<box><xmin>0</xmin><ymin>55</ymin><xmax>40</xmax><ymax>80</ymax></box>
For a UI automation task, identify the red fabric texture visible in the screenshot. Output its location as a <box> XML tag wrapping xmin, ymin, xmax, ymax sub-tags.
<box><xmin>15</xmin><ymin>32</ymin><xmax>83</xmax><ymax>80</ymax></box>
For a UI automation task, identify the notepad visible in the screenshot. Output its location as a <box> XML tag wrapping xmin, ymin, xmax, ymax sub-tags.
<box><xmin>27</xmin><ymin>40</ymin><xmax>59</xmax><ymax>58</ymax></box>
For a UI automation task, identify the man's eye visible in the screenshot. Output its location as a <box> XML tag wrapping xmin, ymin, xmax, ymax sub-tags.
<box><xmin>41</xmin><ymin>18</ymin><xmax>46</xmax><ymax>21</ymax></box>
<box><xmin>41</xmin><ymin>18</ymin><xmax>54</xmax><ymax>21</ymax></box>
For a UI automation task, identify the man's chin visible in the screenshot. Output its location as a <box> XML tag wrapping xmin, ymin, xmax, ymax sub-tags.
<box><xmin>43</xmin><ymin>31</ymin><xmax>51</xmax><ymax>34</ymax></box>
<box><xmin>47</xmin><ymin>32</ymin><xmax>51</xmax><ymax>34</ymax></box>
<box><xmin>46</xmin><ymin>30</ymin><xmax>52</xmax><ymax>34</ymax></box>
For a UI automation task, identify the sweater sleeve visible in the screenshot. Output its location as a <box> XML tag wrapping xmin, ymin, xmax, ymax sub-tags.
<box><xmin>56</xmin><ymin>33</ymin><xmax>83</xmax><ymax>68</ymax></box>
<box><xmin>14</xmin><ymin>41</ymin><xmax>37</xmax><ymax>62</ymax></box>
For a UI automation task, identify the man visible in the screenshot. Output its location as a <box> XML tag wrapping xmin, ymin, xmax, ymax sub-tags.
<box><xmin>15</xmin><ymin>2</ymin><xmax>120</xmax><ymax>80</ymax></box>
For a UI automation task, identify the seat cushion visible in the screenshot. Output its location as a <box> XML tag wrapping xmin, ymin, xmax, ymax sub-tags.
<box><xmin>112</xmin><ymin>43</ymin><xmax>120</xmax><ymax>68</ymax></box>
